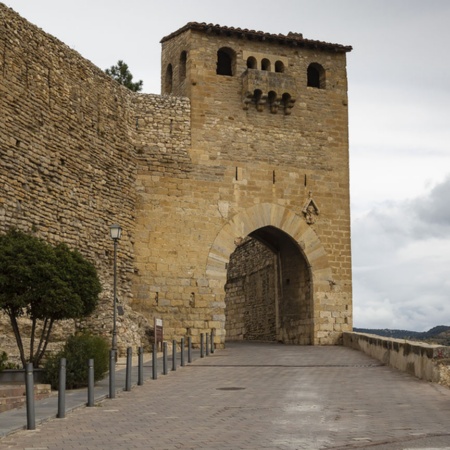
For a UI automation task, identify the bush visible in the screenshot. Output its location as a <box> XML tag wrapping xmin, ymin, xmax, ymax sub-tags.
<box><xmin>44</xmin><ymin>333</ymin><xmax>110</xmax><ymax>389</ymax></box>
<box><xmin>0</xmin><ymin>351</ymin><xmax>19</xmax><ymax>371</ymax></box>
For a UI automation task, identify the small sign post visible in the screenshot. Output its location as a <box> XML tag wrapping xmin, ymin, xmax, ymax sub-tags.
<box><xmin>154</xmin><ymin>318</ymin><xmax>163</xmax><ymax>351</ymax></box>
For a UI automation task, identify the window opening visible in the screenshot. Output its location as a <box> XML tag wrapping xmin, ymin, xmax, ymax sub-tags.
<box><xmin>261</xmin><ymin>58</ymin><xmax>271</xmax><ymax>71</ymax></box>
<box><xmin>247</xmin><ymin>56</ymin><xmax>257</xmax><ymax>69</ymax></box>
<box><xmin>179</xmin><ymin>51</ymin><xmax>187</xmax><ymax>81</ymax></box>
<box><xmin>275</xmin><ymin>61</ymin><xmax>285</xmax><ymax>73</ymax></box>
<box><xmin>165</xmin><ymin>64</ymin><xmax>173</xmax><ymax>94</ymax></box>
<box><xmin>217</xmin><ymin>48</ymin><xmax>235</xmax><ymax>76</ymax></box>
<box><xmin>307</xmin><ymin>63</ymin><xmax>325</xmax><ymax>89</ymax></box>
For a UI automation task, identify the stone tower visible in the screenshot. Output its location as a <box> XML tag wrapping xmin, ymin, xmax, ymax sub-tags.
<box><xmin>131</xmin><ymin>23</ymin><xmax>353</xmax><ymax>345</ymax></box>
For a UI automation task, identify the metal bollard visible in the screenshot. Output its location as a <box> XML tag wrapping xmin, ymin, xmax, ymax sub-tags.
<box><xmin>125</xmin><ymin>347</ymin><xmax>132</xmax><ymax>391</ymax></box>
<box><xmin>172</xmin><ymin>340</ymin><xmax>177</xmax><ymax>371</ymax></box>
<box><xmin>109</xmin><ymin>349</ymin><xmax>116</xmax><ymax>399</ymax></box>
<box><xmin>180</xmin><ymin>337</ymin><xmax>185</xmax><ymax>367</ymax></box>
<box><xmin>206</xmin><ymin>333</ymin><xmax>210</xmax><ymax>356</ymax></box>
<box><xmin>163</xmin><ymin>342</ymin><xmax>168</xmax><ymax>375</ymax></box>
<box><xmin>138</xmin><ymin>346</ymin><xmax>144</xmax><ymax>386</ymax></box>
<box><xmin>152</xmin><ymin>343</ymin><xmax>158</xmax><ymax>380</ymax></box>
<box><xmin>200</xmin><ymin>333</ymin><xmax>205</xmax><ymax>358</ymax></box>
<box><xmin>87</xmin><ymin>358</ymin><xmax>94</xmax><ymax>407</ymax></box>
<box><xmin>25</xmin><ymin>362</ymin><xmax>35</xmax><ymax>430</ymax></box>
<box><xmin>57</xmin><ymin>357</ymin><xmax>66</xmax><ymax>418</ymax></box>
<box><xmin>188</xmin><ymin>336</ymin><xmax>192</xmax><ymax>363</ymax></box>
<box><xmin>211</xmin><ymin>330</ymin><xmax>215</xmax><ymax>354</ymax></box>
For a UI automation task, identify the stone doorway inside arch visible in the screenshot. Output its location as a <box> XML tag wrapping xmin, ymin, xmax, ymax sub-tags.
<box><xmin>224</xmin><ymin>226</ymin><xmax>313</xmax><ymax>344</ymax></box>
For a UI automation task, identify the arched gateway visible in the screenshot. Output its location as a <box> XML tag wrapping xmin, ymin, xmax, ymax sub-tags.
<box><xmin>206</xmin><ymin>204</ymin><xmax>333</xmax><ymax>345</ymax></box>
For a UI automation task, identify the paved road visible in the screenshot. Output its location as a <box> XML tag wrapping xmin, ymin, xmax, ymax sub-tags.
<box><xmin>1</xmin><ymin>342</ymin><xmax>450</xmax><ymax>449</ymax></box>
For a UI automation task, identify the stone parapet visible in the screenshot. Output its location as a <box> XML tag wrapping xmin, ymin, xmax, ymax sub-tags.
<box><xmin>343</xmin><ymin>332</ymin><xmax>450</xmax><ymax>387</ymax></box>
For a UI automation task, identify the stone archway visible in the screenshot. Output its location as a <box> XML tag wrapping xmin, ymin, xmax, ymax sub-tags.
<box><xmin>206</xmin><ymin>203</ymin><xmax>333</xmax><ymax>345</ymax></box>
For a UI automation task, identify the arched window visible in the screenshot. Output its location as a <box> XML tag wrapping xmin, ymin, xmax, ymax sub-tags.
<box><xmin>217</xmin><ymin>47</ymin><xmax>236</xmax><ymax>76</ymax></box>
<box><xmin>275</xmin><ymin>61</ymin><xmax>285</xmax><ymax>73</ymax></box>
<box><xmin>261</xmin><ymin>58</ymin><xmax>271</xmax><ymax>71</ymax></box>
<box><xmin>247</xmin><ymin>56</ymin><xmax>257</xmax><ymax>69</ymax></box>
<box><xmin>307</xmin><ymin>63</ymin><xmax>326</xmax><ymax>89</ymax></box>
<box><xmin>179</xmin><ymin>51</ymin><xmax>187</xmax><ymax>81</ymax></box>
<box><xmin>165</xmin><ymin>64</ymin><xmax>173</xmax><ymax>94</ymax></box>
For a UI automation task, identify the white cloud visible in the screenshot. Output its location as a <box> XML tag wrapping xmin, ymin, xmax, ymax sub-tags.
<box><xmin>352</xmin><ymin>177</ymin><xmax>450</xmax><ymax>331</ymax></box>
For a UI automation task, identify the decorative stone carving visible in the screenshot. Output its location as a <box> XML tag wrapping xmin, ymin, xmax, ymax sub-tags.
<box><xmin>302</xmin><ymin>192</ymin><xmax>320</xmax><ymax>224</ymax></box>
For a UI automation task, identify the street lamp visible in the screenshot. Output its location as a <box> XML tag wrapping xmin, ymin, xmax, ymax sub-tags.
<box><xmin>109</xmin><ymin>224</ymin><xmax>122</xmax><ymax>356</ymax></box>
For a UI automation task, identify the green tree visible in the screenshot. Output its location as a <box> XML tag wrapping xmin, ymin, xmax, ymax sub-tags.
<box><xmin>105</xmin><ymin>60</ymin><xmax>143</xmax><ymax>92</ymax></box>
<box><xmin>0</xmin><ymin>229</ymin><xmax>102</xmax><ymax>368</ymax></box>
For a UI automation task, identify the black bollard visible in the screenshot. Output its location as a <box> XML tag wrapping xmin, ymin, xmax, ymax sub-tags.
<box><xmin>138</xmin><ymin>346</ymin><xmax>144</xmax><ymax>386</ymax></box>
<box><xmin>57</xmin><ymin>357</ymin><xmax>66</xmax><ymax>418</ymax></box>
<box><xmin>152</xmin><ymin>343</ymin><xmax>158</xmax><ymax>380</ymax></box>
<box><xmin>87</xmin><ymin>358</ymin><xmax>94</xmax><ymax>407</ymax></box>
<box><xmin>211</xmin><ymin>330</ymin><xmax>215</xmax><ymax>354</ymax></box>
<box><xmin>206</xmin><ymin>333</ymin><xmax>210</xmax><ymax>356</ymax></box>
<box><xmin>180</xmin><ymin>337</ymin><xmax>185</xmax><ymax>367</ymax></box>
<box><xmin>109</xmin><ymin>349</ymin><xmax>116</xmax><ymax>399</ymax></box>
<box><xmin>188</xmin><ymin>336</ymin><xmax>192</xmax><ymax>363</ymax></box>
<box><xmin>25</xmin><ymin>363</ymin><xmax>35</xmax><ymax>430</ymax></box>
<box><xmin>172</xmin><ymin>340</ymin><xmax>177</xmax><ymax>371</ymax></box>
<box><xmin>125</xmin><ymin>347</ymin><xmax>132</xmax><ymax>391</ymax></box>
<box><xmin>200</xmin><ymin>333</ymin><xmax>205</xmax><ymax>358</ymax></box>
<box><xmin>163</xmin><ymin>342</ymin><xmax>168</xmax><ymax>375</ymax></box>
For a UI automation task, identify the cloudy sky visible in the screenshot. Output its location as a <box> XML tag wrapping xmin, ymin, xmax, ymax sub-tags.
<box><xmin>5</xmin><ymin>0</ymin><xmax>450</xmax><ymax>332</ymax></box>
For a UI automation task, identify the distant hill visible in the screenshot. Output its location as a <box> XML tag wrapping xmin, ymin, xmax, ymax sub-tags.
<box><xmin>353</xmin><ymin>325</ymin><xmax>450</xmax><ymax>346</ymax></box>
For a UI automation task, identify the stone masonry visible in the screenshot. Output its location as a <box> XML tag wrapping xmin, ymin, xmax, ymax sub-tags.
<box><xmin>0</xmin><ymin>5</ymin><xmax>352</xmax><ymax>356</ymax></box>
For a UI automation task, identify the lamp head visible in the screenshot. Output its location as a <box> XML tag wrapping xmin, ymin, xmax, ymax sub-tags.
<box><xmin>109</xmin><ymin>224</ymin><xmax>122</xmax><ymax>241</ymax></box>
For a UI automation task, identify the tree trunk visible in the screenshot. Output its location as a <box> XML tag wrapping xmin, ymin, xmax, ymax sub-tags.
<box><xmin>8</xmin><ymin>311</ymin><xmax>26</xmax><ymax>368</ymax></box>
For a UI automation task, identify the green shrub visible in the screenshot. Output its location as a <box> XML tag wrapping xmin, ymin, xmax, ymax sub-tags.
<box><xmin>0</xmin><ymin>351</ymin><xmax>19</xmax><ymax>371</ymax></box>
<box><xmin>44</xmin><ymin>333</ymin><xmax>109</xmax><ymax>389</ymax></box>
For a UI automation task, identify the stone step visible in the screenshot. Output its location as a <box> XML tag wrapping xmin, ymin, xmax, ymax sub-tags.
<box><xmin>0</xmin><ymin>384</ymin><xmax>52</xmax><ymax>413</ymax></box>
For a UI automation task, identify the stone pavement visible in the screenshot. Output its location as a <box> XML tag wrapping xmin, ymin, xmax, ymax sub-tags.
<box><xmin>1</xmin><ymin>342</ymin><xmax>450</xmax><ymax>449</ymax></box>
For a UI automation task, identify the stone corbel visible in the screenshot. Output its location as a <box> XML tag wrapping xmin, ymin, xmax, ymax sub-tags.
<box><xmin>269</xmin><ymin>99</ymin><xmax>280</xmax><ymax>114</ymax></box>
<box><xmin>283</xmin><ymin>97</ymin><xmax>296</xmax><ymax>115</ymax></box>
<box><xmin>242</xmin><ymin>93</ymin><xmax>253</xmax><ymax>110</ymax></box>
<box><xmin>255</xmin><ymin>93</ymin><xmax>267</xmax><ymax>112</ymax></box>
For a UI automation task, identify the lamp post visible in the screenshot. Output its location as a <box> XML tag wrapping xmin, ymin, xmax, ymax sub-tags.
<box><xmin>109</xmin><ymin>224</ymin><xmax>122</xmax><ymax>356</ymax></box>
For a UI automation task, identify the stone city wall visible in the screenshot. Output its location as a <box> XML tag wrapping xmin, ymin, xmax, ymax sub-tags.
<box><xmin>0</xmin><ymin>4</ymin><xmax>190</xmax><ymax>357</ymax></box>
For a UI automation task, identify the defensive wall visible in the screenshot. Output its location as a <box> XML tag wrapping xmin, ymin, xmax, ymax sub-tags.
<box><xmin>1</xmin><ymin>4</ymin><xmax>353</xmax><ymax>356</ymax></box>
<box><xmin>344</xmin><ymin>332</ymin><xmax>450</xmax><ymax>388</ymax></box>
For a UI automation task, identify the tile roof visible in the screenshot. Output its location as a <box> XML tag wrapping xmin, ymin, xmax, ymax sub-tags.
<box><xmin>161</xmin><ymin>22</ymin><xmax>352</xmax><ymax>53</ymax></box>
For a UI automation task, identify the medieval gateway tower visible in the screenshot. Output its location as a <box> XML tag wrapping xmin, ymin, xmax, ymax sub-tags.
<box><xmin>0</xmin><ymin>5</ymin><xmax>352</xmax><ymax>352</ymax></box>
